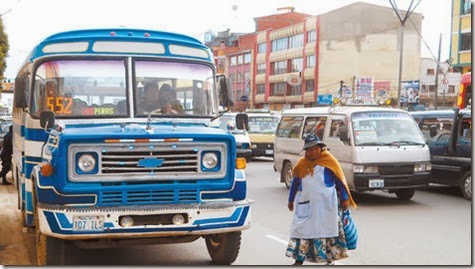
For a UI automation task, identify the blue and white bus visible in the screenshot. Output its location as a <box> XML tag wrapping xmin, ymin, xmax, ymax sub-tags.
<box><xmin>12</xmin><ymin>28</ymin><xmax>251</xmax><ymax>265</ymax></box>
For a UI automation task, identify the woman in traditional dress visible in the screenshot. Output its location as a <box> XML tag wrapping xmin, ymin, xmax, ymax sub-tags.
<box><xmin>285</xmin><ymin>134</ymin><xmax>357</xmax><ymax>265</ymax></box>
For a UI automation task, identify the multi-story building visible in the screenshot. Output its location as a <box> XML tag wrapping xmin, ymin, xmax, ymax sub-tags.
<box><xmin>208</xmin><ymin>2</ymin><xmax>423</xmax><ymax>111</ymax></box>
<box><xmin>450</xmin><ymin>0</ymin><xmax>471</xmax><ymax>74</ymax></box>
<box><xmin>419</xmin><ymin>58</ymin><xmax>461</xmax><ymax>108</ymax></box>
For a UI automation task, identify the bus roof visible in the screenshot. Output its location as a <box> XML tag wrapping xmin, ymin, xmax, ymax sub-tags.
<box><xmin>27</xmin><ymin>28</ymin><xmax>212</xmax><ymax>62</ymax></box>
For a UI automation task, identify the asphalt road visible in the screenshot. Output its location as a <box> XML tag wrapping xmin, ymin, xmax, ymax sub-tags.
<box><xmin>0</xmin><ymin>159</ymin><xmax>472</xmax><ymax>266</ymax></box>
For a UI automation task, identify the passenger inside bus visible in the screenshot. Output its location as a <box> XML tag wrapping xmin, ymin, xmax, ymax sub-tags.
<box><xmin>158</xmin><ymin>84</ymin><xmax>182</xmax><ymax>114</ymax></box>
<box><xmin>140</xmin><ymin>82</ymin><xmax>161</xmax><ymax>113</ymax></box>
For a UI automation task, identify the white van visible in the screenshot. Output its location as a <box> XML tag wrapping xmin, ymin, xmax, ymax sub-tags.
<box><xmin>274</xmin><ymin>102</ymin><xmax>431</xmax><ymax>200</ymax></box>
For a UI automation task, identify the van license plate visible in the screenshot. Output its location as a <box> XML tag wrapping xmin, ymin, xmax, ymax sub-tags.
<box><xmin>73</xmin><ymin>216</ymin><xmax>104</xmax><ymax>231</ymax></box>
<box><xmin>369</xmin><ymin>179</ymin><xmax>384</xmax><ymax>188</ymax></box>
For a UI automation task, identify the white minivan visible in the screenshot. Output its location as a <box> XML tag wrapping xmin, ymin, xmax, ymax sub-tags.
<box><xmin>274</xmin><ymin>103</ymin><xmax>431</xmax><ymax>200</ymax></box>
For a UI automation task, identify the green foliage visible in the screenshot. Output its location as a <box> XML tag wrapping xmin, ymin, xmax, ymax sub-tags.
<box><xmin>0</xmin><ymin>16</ymin><xmax>9</xmax><ymax>85</ymax></box>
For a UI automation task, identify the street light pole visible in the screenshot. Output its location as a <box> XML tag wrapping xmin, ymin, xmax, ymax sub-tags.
<box><xmin>434</xmin><ymin>33</ymin><xmax>442</xmax><ymax>110</ymax></box>
<box><xmin>388</xmin><ymin>0</ymin><xmax>421</xmax><ymax>109</ymax></box>
<box><xmin>396</xmin><ymin>24</ymin><xmax>405</xmax><ymax>109</ymax></box>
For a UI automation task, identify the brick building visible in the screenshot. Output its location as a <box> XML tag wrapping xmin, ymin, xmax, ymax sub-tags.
<box><xmin>207</xmin><ymin>2</ymin><xmax>423</xmax><ymax>111</ymax></box>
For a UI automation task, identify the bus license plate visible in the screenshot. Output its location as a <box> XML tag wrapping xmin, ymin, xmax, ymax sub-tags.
<box><xmin>73</xmin><ymin>216</ymin><xmax>105</xmax><ymax>231</ymax></box>
<box><xmin>369</xmin><ymin>179</ymin><xmax>384</xmax><ymax>188</ymax></box>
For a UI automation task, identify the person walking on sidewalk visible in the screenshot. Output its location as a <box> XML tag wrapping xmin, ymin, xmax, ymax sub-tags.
<box><xmin>285</xmin><ymin>134</ymin><xmax>357</xmax><ymax>265</ymax></box>
<box><xmin>0</xmin><ymin>125</ymin><xmax>12</xmax><ymax>185</ymax></box>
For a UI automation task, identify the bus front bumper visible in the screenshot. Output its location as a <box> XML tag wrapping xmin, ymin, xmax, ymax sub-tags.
<box><xmin>37</xmin><ymin>199</ymin><xmax>252</xmax><ymax>240</ymax></box>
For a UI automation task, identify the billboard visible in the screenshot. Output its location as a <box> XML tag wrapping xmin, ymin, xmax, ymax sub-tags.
<box><xmin>400</xmin><ymin>80</ymin><xmax>420</xmax><ymax>104</ymax></box>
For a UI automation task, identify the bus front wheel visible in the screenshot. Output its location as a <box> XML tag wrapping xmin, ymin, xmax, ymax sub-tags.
<box><xmin>205</xmin><ymin>231</ymin><xmax>241</xmax><ymax>265</ymax></box>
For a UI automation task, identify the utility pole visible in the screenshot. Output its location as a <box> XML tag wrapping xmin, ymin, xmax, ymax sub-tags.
<box><xmin>388</xmin><ymin>0</ymin><xmax>421</xmax><ymax>109</ymax></box>
<box><xmin>434</xmin><ymin>33</ymin><xmax>442</xmax><ymax>110</ymax></box>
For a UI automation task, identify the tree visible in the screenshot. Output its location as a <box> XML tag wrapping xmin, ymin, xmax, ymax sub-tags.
<box><xmin>0</xmin><ymin>16</ymin><xmax>9</xmax><ymax>90</ymax></box>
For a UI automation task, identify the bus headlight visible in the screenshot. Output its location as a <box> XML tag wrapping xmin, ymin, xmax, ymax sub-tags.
<box><xmin>202</xmin><ymin>152</ymin><xmax>218</xmax><ymax>170</ymax></box>
<box><xmin>77</xmin><ymin>153</ymin><xmax>97</xmax><ymax>173</ymax></box>
<box><xmin>353</xmin><ymin>164</ymin><xmax>378</xmax><ymax>173</ymax></box>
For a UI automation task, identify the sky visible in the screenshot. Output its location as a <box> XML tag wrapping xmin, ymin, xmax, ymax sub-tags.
<box><xmin>1</xmin><ymin>0</ymin><xmax>454</xmax><ymax>79</ymax></box>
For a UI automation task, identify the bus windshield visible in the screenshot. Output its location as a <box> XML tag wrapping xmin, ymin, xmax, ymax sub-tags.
<box><xmin>351</xmin><ymin>111</ymin><xmax>425</xmax><ymax>146</ymax></box>
<box><xmin>31</xmin><ymin>59</ymin><xmax>217</xmax><ymax>118</ymax></box>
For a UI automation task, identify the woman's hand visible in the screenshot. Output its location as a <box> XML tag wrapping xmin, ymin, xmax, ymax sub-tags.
<box><xmin>341</xmin><ymin>199</ymin><xmax>350</xmax><ymax>210</ymax></box>
<box><xmin>287</xmin><ymin>202</ymin><xmax>294</xmax><ymax>211</ymax></box>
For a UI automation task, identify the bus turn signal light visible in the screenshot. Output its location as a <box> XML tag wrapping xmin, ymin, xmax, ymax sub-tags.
<box><xmin>40</xmin><ymin>163</ymin><xmax>54</xmax><ymax>176</ymax></box>
<box><xmin>236</xmin><ymin>157</ymin><xmax>247</xmax><ymax>169</ymax></box>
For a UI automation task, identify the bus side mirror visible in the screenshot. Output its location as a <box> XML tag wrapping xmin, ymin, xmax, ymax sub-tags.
<box><xmin>429</xmin><ymin>125</ymin><xmax>437</xmax><ymax>138</ymax></box>
<box><xmin>40</xmin><ymin>110</ymin><xmax>56</xmax><ymax>129</ymax></box>
<box><xmin>235</xmin><ymin>113</ymin><xmax>249</xmax><ymax>131</ymax></box>
<box><xmin>217</xmin><ymin>75</ymin><xmax>234</xmax><ymax>109</ymax></box>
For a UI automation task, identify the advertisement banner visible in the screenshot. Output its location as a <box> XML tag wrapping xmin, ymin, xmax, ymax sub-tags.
<box><xmin>400</xmin><ymin>80</ymin><xmax>420</xmax><ymax>104</ymax></box>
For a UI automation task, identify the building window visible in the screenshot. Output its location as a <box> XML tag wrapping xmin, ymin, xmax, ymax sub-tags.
<box><xmin>236</xmin><ymin>72</ymin><xmax>242</xmax><ymax>82</ymax></box>
<box><xmin>290</xmin><ymin>85</ymin><xmax>302</xmax><ymax>95</ymax></box>
<box><xmin>257</xmin><ymin>63</ymin><xmax>266</xmax><ymax>75</ymax></box>
<box><xmin>244</xmin><ymin>53</ymin><xmax>251</xmax><ymax>64</ymax></box>
<box><xmin>305</xmin><ymin>80</ymin><xmax>315</xmax><ymax>92</ymax></box>
<box><xmin>306</xmin><ymin>55</ymin><xmax>316</xmax><ymax>68</ymax></box>
<box><xmin>237</xmin><ymin>55</ymin><xmax>243</xmax><ymax>65</ymax></box>
<box><xmin>289</xmin><ymin>34</ymin><xmax>304</xmax><ymax>49</ymax></box>
<box><xmin>271</xmin><ymin>38</ymin><xmax>288</xmax><ymax>52</ymax></box>
<box><xmin>230</xmin><ymin>56</ymin><xmax>237</xmax><ymax>66</ymax></box>
<box><xmin>272</xmin><ymin>61</ymin><xmax>287</xmax><ymax>75</ymax></box>
<box><xmin>307</xmin><ymin>30</ymin><xmax>316</xmax><ymax>43</ymax></box>
<box><xmin>448</xmin><ymin>86</ymin><xmax>455</xmax><ymax>93</ymax></box>
<box><xmin>461</xmin><ymin>33</ymin><xmax>472</xmax><ymax>51</ymax></box>
<box><xmin>427</xmin><ymin>69</ymin><xmax>435</xmax><ymax>75</ymax></box>
<box><xmin>271</xmin><ymin>83</ymin><xmax>286</xmax><ymax>96</ymax></box>
<box><xmin>291</xmin><ymin>58</ymin><xmax>303</xmax><ymax>73</ymax></box>
<box><xmin>463</xmin><ymin>0</ymin><xmax>472</xmax><ymax>14</ymax></box>
<box><xmin>258</xmin><ymin>42</ymin><xmax>266</xmax><ymax>53</ymax></box>
<box><xmin>256</xmin><ymin>84</ymin><xmax>265</xmax><ymax>94</ymax></box>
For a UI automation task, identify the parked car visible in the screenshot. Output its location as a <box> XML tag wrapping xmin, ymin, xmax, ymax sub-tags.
<box><xmin>410</xmin><ymin>108</ymin><xmax>472</xmax><ymax>200</ymax></box>
<box><xmin>210</xmin><ymin>112</ymin><xmax>252</xmax><ymax>162</ymax></box>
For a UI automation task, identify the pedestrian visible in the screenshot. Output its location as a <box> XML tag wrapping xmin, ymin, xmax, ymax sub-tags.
<box><xmin>285</xmin><ymin>134</ymin><xmax>357</xmax><ymax>265</ymax></box>
<box><xmin>0</xmin><ymin>125</ymin><xmax>12</xmax><ymax>185</ymax></box>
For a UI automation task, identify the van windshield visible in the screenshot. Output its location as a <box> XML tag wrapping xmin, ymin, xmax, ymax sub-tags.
<box><xmin>351</xmin><ymin>111</ymin><xmax>425</xmax><ymax>146</ymax></box>
<box><xmin>248</xmin><ymin>116</ymin><xmax>279</xmax><ymax>134</ymax></box>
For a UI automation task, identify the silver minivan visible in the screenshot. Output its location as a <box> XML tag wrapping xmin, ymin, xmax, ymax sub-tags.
<box><xmin>274</xmin><ymin>104</ymin><xmax>431</xmax><ymax>200</ymax></box>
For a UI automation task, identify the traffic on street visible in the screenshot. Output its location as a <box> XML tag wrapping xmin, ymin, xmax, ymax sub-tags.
<box><xmin>0</xmin><ymin>157</ymin><xmax>471</xmax><ymax>265</ymax></box>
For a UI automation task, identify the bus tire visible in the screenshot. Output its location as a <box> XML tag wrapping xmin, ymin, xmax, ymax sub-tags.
<box><xmin>35</xmin><ymin>187</ymin><xmax>64</xmax><ymax>265</ymax></box>
<box><xmin>460</xmin><ymin>171</ymin><xmax>471</xmax><ymax>200</ymax></box>
<box><xmin>281</xmin><ymin>162</ymin><xmax>293</xmax><ymax>189</ymax></box>
<box><xmin>205</xmin><ymin>231</ymin><xmax>241</xmax><ymax>265</ymax></box>
<box><xmin>395</xmin><ymin>189</ymin><xmax>415</xmax><ymax>200</ymax></box>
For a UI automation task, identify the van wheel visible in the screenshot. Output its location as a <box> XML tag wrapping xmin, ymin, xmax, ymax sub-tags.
<box><xmin>281</xmin><ymin>162</ymin><xmax>293</xmax><ymax>189</ymax></box>
<box><xmin>205</xmin><ymin>232</ymin><xmax>241</xmax><ymax>265</ymax></box>
<box><xmin>395</xmin><ymin>189</ymin><xmax>415</xmax><ymax>200</ymax></box>
<box><xmin>460</xmin><ymin>171</ymin><xmax>471</xmax><ymax>200</ymax></box>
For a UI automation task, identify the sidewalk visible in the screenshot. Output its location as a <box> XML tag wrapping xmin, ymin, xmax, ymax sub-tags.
<box><xmin>0</xmin><ymin>174</ymin><xmax>36</xmax><ymax>265</ymax></box>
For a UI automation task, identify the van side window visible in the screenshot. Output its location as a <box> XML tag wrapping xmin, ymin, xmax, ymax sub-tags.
<box><xmin>302</xmin><ymin>116</ymin><xmax>327</xmax><ymax>140</ymax></box>
<box><xmin>276</xmin><ymin>116</ymin><xmax>303</xmax><ymax>138</ymax></box>
<box><xmin>330</xmin><ymin>119</ymin><xmax>346</xmax><ymax>138</ymax></box>
<box><xmin>419</xmin><ymin>117</ymin><xmax>452</xmax><ymax>140</ymax></box>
